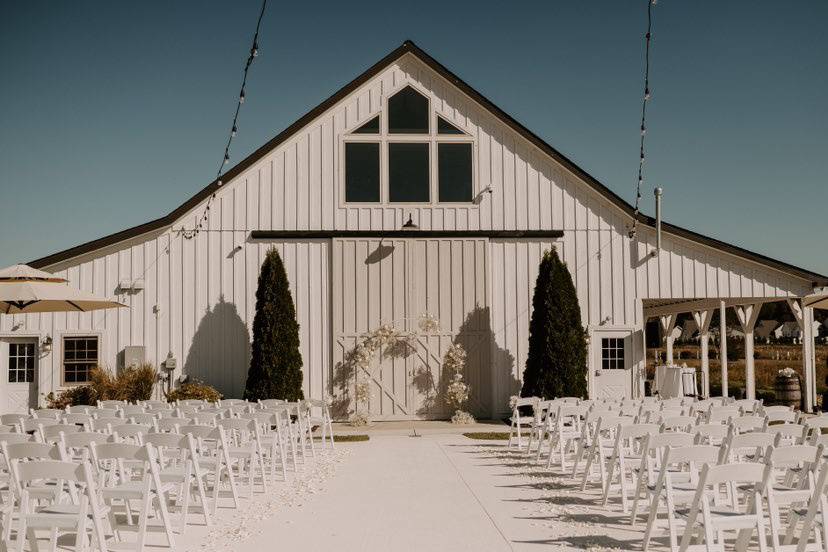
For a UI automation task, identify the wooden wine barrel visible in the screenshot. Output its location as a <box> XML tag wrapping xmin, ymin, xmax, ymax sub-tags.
<box><xmin>774</xmin><ymin>374</ymin><xmax>801</xmax><ymax>409</ymax></box>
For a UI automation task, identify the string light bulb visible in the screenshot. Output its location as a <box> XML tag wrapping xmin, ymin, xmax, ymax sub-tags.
<box><xmin>629</xmin><ymin>0</ymin><xmax>655</xmax><ymax>241</ymax></box>
<box><xmin>182</xmin><ymin>0</ymin><xmax>268</xmax><ymax>240</ymax></box>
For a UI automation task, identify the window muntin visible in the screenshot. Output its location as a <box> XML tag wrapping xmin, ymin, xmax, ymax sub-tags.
<box><xmin>388</xmin><ymin>86</ymin><xmax>429</xmax><ymax>134</ymax></box>
<box><xmin>389</xmin><ymin>143</ymin><xmax>430</xmax><ymax>202</ymax></box>
<box><xmin>8</xmin><ymin>342</ymin><xmax>35</xmax><ymax>383</ymax></box>
<box><xmin>345</xmin><ymin>143</ymin><xmax>381</xmax><ymax>202</ymax></box>
<box><xmin>63</xmin><ymin>336</ymin><xmax>98</xmax><ymax>384</ymax></box>
<box><xmin>601</xmin><ymin>337</ymin><xmax>625</xmax><ymax>370</ymax></box>
<box><xmin>438</xmin><ymin>143</ymin><xmax>473</xmax><ymax>202</ymax></box>
<box><xmin>343</xmin><ymin>85</ymin><xmax>475</xmax><ymax>205</ymax></box>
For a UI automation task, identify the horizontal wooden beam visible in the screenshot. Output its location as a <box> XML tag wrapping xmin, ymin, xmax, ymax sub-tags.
<box><xmin>250</xmin><ymin>230</ymin><xmax>565</xmax><ymax>240</ymax></box>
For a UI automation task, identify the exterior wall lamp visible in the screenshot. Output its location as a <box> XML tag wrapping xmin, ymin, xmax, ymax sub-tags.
<box><xmin>401</xmin><ymin>213</ymin><xmax>419</xmax><ymax>230</ymax></box>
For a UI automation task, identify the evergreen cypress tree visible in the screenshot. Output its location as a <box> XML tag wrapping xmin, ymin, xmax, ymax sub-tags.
<box><xmin>521</xmin><ymin>248</ymin><xmax>588</xmax><ymax>399</ymax></box>
<box><xmin>244</xmin><ymin>248</ymin><xmax>304</xmax><ymax>401</ymax></box>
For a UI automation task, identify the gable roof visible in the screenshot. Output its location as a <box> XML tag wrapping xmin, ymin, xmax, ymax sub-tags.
<box><xmin>28</xmin><ymin>41</ymin><xmax>828</xmax><ymax>286</ymax></box>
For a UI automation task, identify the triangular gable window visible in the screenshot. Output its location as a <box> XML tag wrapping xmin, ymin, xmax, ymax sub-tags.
<box><xmin>388</xmin><ymin>86</ymin><xmax>429</xmax><ymax>134</ymax></box>
<box><xmin>353</xmin><ymin>115</ymin><xmax>380</xmax><ymax>134</ymax></box>
<box><xmin>437</xmin><ymin>116</ymin><xmax>465</xmax><ymax>135</ymax></box>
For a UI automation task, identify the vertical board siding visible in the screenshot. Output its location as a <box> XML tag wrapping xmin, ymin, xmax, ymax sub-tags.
<box><xmin>5</xmin><ymin>55</ymin><xmax>813</xmax><ymax>409</ymax></box>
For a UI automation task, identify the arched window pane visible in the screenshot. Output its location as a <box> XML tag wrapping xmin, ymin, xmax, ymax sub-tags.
<box><xmin>388</xmin><ymin>87</ymin><xmax>429</xmax><ymax>134</ymax></box>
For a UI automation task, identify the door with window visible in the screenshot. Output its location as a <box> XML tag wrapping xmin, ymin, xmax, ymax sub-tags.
<box><xmin>592</xmin><ymin>331</ymin><xmax>632</xmax><ymax>400</ymax></box>
<box><xmin>0</xmin><ymin>338</ymin><xmax>38</xmax><ymax>413</ymax></box>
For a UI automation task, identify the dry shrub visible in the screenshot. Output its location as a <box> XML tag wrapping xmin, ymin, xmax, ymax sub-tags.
<box><xmin>165</xmin><ymin>382</ymin><xmax>222</xmax><ymax>403</ymax></box>
<box><xmin>46</xmin><ymin>364</ymin><xmax>158</xmax><ymax>408</ymax></box>
<box><xmin>46</xmin><ymin>385</ymin><xmax>97</xmax><ymax>409</ymax></box>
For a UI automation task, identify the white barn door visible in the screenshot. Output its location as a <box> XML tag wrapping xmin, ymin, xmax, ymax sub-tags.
<box><xmin>331</xmin><ymin>238</ymin><xmax>489</xmax><ymax>421</ymax></box>
<box><xmin>591</xmin><ymin>330</ymin><xmax>633</xmax><ymax>400</ymax></box>
<box><xmin>0</xmin><ymin>338</ymin><xmax>39</xmax><ymax>414</ymax></box>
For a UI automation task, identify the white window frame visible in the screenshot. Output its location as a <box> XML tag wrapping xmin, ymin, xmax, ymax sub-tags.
<box><xmin>60</xmin><ymin>334</ymin><xmax>101</xmax><ymax>386</ymax></box>
<box><xmin>339</xmin><ymin>82</ymin><xmax>478</xmax><ymax>207</ymax></box>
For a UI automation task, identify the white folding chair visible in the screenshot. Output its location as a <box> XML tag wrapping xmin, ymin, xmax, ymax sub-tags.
<box><xmin>508</xmin><ymin>396</ymin><xmax>539</xmax><ymax>448</ymax></box>
<box><xmin>90</xmin><ymin>442</ymin><xmax>176</xmax><ymax>552</ymax></box>
<box><xmin>544</xmin><ymin>404</ymin><xmax>588</xmax><ymax>469</ymax></box>
<box><xmin>602</xmin><ymin>423</ymin><xmax>661</xmax><ymax>512</ymax></box>
<box><xmin>793</xmin><ymin>461</ymin><xmax>828</xmax><ymax>552</ymax></box>
<box><xmin>10</xmin><ymin>459</ymin><xmax>109</xmax><ymax>552</ymax></box>
<box><xmin>177</xmin><ymin>424</ymin><xmax>240</xmax><ymax>514</ymax></box>
<box><xmin>579</xmin><ymin>415</ymin><xmax>636</xmax><ymax>491</ymax></box>
<box><xmin>304</xmin><ymin>399</ymin><xmax>335</xmax><ymax>450</ymax></box>
<box><xmin>677</xmin><ymin>462</ymin><xmax>771</xmax><ymax>552</ymax></box>
<box><xmin>142</xmin><ymin>432</ymin><xmax>212</xmax><ymax>533</ymax></box>
<box><xmin>762</xmin><ymin>444</ymin><xmax>822</xmax><ymax>552</ymax></box>
<box><xmin>731</xmin><ymin>415</ymin><xmax>769</xmax><ymax>435</ymax></box>
<box><xmin>642</xmin><ymin>444</ymin><xmax>722</xmax><ymax>552</ymax></box>
<box><xmin>216</xmin><ymin>418</ymin><xmax>268</xmax><ymax>496</ymax></box>
<box><xmin>244</xmin><ymin>412</ymin><xmax>290</xmax><ymax>481</ymax></box>
<box><xmin>630</xmin><ymin>431</ymin><xmax>695</xmax><ymax>526</ymax></box>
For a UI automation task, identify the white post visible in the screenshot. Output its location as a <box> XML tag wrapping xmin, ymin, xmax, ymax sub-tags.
<box><xmin>788</xmin><ymin>298</ymin><xmax>816</xmax><ymax>412</ymax></box>
<box><xmin>660</xmin><ymin>313</ymin><xmax>677</xmax><ymax>366</ymax></box>
<box><xmin>693</xmin><ymin>310</ymin><xmax>714</xmax><ymax>398</ymax></box>
<box><xmin>735</xmin><ymin>303</ymin><xmax>762</xmax><ymax>401</ymax></box>
<box><xmin>720</xmin><ymin>301</ymin><xmax>728</xmax><ymax>398</ymax></box>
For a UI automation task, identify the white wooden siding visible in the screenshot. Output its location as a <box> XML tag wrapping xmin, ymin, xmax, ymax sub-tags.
<box><xmin>0</xmin><ymin>53</ymin><xmax>813</xmax><ymax>409</ymax></box>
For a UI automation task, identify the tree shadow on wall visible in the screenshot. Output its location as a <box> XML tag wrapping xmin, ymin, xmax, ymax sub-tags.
<box><xmin>412</xmin><ymin>305</ymin><xmax>518</xmax><ymax>419</ymax></box>
<box><xmin>184</xmin><ymin>296</ymin><xmax>251</xmax><ymax>400</ymax></box>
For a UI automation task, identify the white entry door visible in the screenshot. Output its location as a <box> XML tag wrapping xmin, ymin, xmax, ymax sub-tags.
<box><xmin>331</xmin><ymin>238</ymin><xmax>489</xmax><ymax>420</ymax></box>
<box><xmin>0</xmin><ymin>338</ymin><xmax>39</xmax><ymax>413</ymax></box>
<box><xmin>591</xmin><ymin>331</ymin><xmax>632</xmax><ymax>400</ymax></box>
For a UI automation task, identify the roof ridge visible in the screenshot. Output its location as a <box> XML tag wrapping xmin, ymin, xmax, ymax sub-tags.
<box><xmin>28</xmin><ymin>41</ymin><xmax>828</xmax><ymax>286</ymax></box>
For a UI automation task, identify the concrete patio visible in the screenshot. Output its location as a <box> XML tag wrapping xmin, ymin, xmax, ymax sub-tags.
<box><xmin>178</xmin><ymin>425</ymin><xmax>650</xmax><ymax>552</ymax></box>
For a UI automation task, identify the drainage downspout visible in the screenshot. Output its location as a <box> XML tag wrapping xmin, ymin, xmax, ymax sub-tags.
<box><xmin>653</xmin><ymin>187</ymin><xmax>663</xmax><ymax>257</ymax></box>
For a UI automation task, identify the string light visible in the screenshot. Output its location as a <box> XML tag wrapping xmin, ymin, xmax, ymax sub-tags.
<box><xmin>182</xmin><ymin>0</ymin><xmax>268</xmax><ymax>239</ymax></box>
<box><xmin>629</xmin><ymin>0</ymin><xmax>656</xmax><ymax>240</ymax></box>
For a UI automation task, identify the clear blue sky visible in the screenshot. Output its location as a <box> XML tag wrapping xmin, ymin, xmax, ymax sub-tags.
<box><xmin>1</xmin><ymin>1</ymin><xmax>826</xmax><ymax>275</ymax></box>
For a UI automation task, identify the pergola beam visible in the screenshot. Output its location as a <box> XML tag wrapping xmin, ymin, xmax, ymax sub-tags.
<box><xmin>643</xmin><ymin>296</ymin><xmax>783</xmax><ymax>319</ymax></box>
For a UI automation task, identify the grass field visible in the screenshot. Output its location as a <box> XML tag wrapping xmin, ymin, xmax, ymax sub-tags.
<box><xmin>646</xmin><ymin>343</ymin><xmax>828</xmax><ymax>402</ymax></box>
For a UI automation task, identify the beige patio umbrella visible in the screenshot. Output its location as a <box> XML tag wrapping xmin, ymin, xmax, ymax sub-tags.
<box><xmin>0</xmin><ymin>264</ymin><xmax>126</xmax><ymax>314</ymax></box>
<box><xmin>803</xmin><ymin>291</ymin><xmax>828</xmax><ymax>310</ymax></box>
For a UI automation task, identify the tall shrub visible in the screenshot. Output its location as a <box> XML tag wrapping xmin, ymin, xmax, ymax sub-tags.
<box><xmin>521</xmin><ymin>248</ymin><xmax>588</xmax><ymax>399</ymax></box>
<box><xmin>244</xmin><ymin>248</ymin><xmax>304</xmax><ymax>401</ymax></box>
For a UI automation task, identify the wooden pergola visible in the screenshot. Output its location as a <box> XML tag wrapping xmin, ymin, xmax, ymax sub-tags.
<box><xmin>643</xmin><ymin>295</ymin><xmax>820</xmax><ymax>410</ymax></box>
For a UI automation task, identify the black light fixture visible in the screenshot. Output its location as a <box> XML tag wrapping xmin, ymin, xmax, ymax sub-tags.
<box><xmin>402</xmin><ymin>213</ymin><xmax>418</xmax><ymax>230</ymax></box>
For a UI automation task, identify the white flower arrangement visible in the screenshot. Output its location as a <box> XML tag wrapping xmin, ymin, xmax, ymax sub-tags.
<box><xmin>443</xmin><ymin>343</ymin><xmax>475</xmax><ymax>424</ymax></box>
<box><xmin>778</xmin><ymin>367</ymin><xmax>797</xmax><ymax>378</ymax></box>
<box><xmin>509</xmin><ymin>395</ymin><xmax>519</xmax><ymax>409</ymax></box>
<box><xmin>418</xmin><ymin>313</ymin><xmax>440</xmax><ymax>333</ymax></box>
<box><xmin>348</xmin><ymin>411</ymin><xmax>370</xmax><ymax>427</ymax></box>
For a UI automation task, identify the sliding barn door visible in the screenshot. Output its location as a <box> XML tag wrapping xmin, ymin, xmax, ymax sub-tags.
<box><xmin>331</xmin><ymin>238</ymin><xmax>490</xmax><ymax>421</ymax></box>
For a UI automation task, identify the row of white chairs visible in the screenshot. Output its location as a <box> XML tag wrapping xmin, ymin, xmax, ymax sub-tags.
<box><xmin>0</xmin><ymin>397</ymin><xmax>336</xmax><ymax>552</ymax></box>
<box><xmin>506</xmin><ymin>395</ymin><xmax>828</xmax><ymax>551</ymax></box>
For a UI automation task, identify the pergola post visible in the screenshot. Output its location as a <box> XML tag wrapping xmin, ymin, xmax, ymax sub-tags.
<box><xmin>692</xmin><ymin>309</ymin><xmax>714</xmax><ymax>398</ymax></box>
<box><xmin>660</xmin><ymin>313</ymin><xmax>678</xmax><ymax>365</ymax></box>
<box><xmin>735</xmin><ymin>303</ymin><xmax>763</xmax><ymax>400</ymax></box>
<box><xmin>788</xmin><ymin>298</ymin><xmax>816</xmax><ymax>412</ymax></box>
<box><xmin>720</xmin><ymin>301</ymin><xmax>729</xmax><ymax>397</ymax></box>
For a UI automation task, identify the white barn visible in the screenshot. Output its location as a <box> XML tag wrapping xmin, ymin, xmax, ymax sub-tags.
<box><xmin>2</xmin><ymin>41</ymin><xmax>825</xmax><ymax>417</ymax></box>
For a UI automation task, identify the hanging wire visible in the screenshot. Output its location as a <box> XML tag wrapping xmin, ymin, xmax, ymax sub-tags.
<box><xmin>182</xmin><ymin>0</ymin><xmax>268</xmax><ymax>239</ymax></box>
<box><xmin>628</xmin><ymin>0</ymin><xmax>656</xmax><ymax>240</ymax></box>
